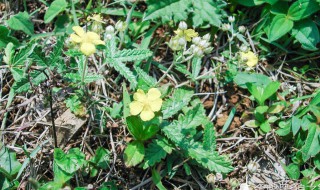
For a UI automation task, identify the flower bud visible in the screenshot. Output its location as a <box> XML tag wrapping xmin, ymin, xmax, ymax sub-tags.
<box><xmin>221</xmin><ymin>23</ymin><xmax>231</xmax><ymax>31</ymax></box>
<box><xmin>168</xmin><ymin>38</ymin><xmax>182</xmax><ymax>51</ymax></box>
<box><xmin>192</xmin><ymin>37</ymin><xmax>201</xmax><ymax>45</ymax></box>
<box><xmin>229</xmin><ymin>178</ymin><xmax>239</xmax><ymax>188</ymax></box>
<box><xmin>192</xmin><ymin>46</ymin><xmax>203</xmax><ymax>56</ymax></box>
<box><xmin>247</xmin><ymin>161</ymin><xmax>260</xmax><ymax>173</ymax></box>
<box><xmin>106</xmin><ymin>25</ymin><xmax>115</xmax><ymax>34</ymax></box>
<box><xmin>206</xmin><ymin>174</ymin><xmax>215</xmax><ymax>184</ymax></box>
<box><xmin>178</xmin><ymin>37</ymin><xmax>187</xmax><ymax>46</ymax></box>
<box><xmin>178</xmin><ymin>21</ymin><xmax>188</xmax><ymax>30</ymax></box>
<box><xmin>239</xmin><ymin>25</ymin><xmax>246</xmax><ymax>33</ymax></box>
<box><xmin>115</xmin><ymin>21</ymin><xmax>127</xmax><ymax>32</ymax></box>
<box><xmin>228</xmin><ymin>16</ymin><xmax>235</xmax><ymax>23</ymax></box>
<box><xmin>239</xmin><ymin>183</ymin><xmax>250</xmax><ymax>190</ymax></box>
<box><xmin>106</xmin><ymin>34</ymin><xmax>113</xmax><ymax>40</ymax></box>
<box><xmin>203</xmin><ymin>33</ymin><xmax>211</xmax><ymax>41</ymax></box>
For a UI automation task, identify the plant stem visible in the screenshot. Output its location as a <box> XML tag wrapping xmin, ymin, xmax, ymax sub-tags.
<box><xmin>156</xmin><ymin>54</ymin><xmax>179</xmax><ymax>85</ymax></box>
<box><xmin>81</xmin><ymin>57</ymin><xmax>88</xmax><ymax>90</ymax></box>
<box><xmin>70</xmin><ymin>0</ymin><xmax>79</xmax><ymax>25</ymax></box>
<box><xmin>119</xmin><ymin>2</ymin><xmax>137</xmax><ymax>48</ymax></box>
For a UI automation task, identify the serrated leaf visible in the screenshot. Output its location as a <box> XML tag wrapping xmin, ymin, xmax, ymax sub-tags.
<box><xmin>287</xmin><ymin>0</ymin><xmax>320</xmax><ymax>21</ymax></box>
<box><xmin>108</xmin><ymin>58</ymin><xmax>137</xmax><ymax>89</ymax></box>
<box><xmin>187</xmin><ymin>142</ymin><xmax>233</xmax><ymax>174</ymax></box>
<box><xmin>7</xmin><ymin>11</ymin><xmax>34</xmax><ymax>35</ymax></box>
<box><xmin>267</xmin><ymin>15</ymin><xmax>293</xmax><ymax>42</ymax></box>
<box><xmin>0</xmin><ymin>146</ymin><xmax>22</xmax><ymax>179</ymax></box>
<box><xmin>191</xmin><ymin>56</ymin><xmax>201</xmax><ymax>80</ymax></box>
<box><xmin>54</xmin><ymin>148</ymin><xmax>86</xmax><ymax>174</ymax></box>
<box><xmin>44</xmin><ymin>0</ymin><xmax>68</xmax><ymax>23</ymax></box>
<box><xmin>0</xmin><ymin>25</ymin><xmax>19</xmax><ymax>48</ymax></box>
<box><xmin>90</xmin><ymin>147</ymin><xmax>110</xmax><ymax>170</ymax></box>
<box><xmin>192</xmin><ymin>0</ymin><xmax>221</xmax><ymax>27</ymax></box>
<box><xmin>203</xmin><ymin>120</ymin><xmax>216</xmax><ymax>151</ymax></box>
<box><xmin>161</xmin><ymin>88</ymin><xmax>193</xmax><ymax>119</ymax></box>
<box><xmin>113</xmin><ymin>49</ymin><xmax>152</xmax><ymax>62</ymax></box>
<box><xmin>12</xmin><ymin>43</ymin><xmax>36</xmax><ymax>67</ymax></box>
<box><xmin>145</xmin><ymin>0</ymin><xmax>191</xmax><ymax>23</ymax></box>
<box><xmin>124</xmin><ymin>141</ymin><xmax>145</xmax><ymax>167</ymax></box>
<box><xmin>12</xmin><ymin>71</ymin><xmax>47</xmax><ymax>93</ymax></box>
<box><xmin>134</xmin><ymin>66</ymin><xmax>157</xmax><ymax>87</ymax></box>
<box><xmin>142</xmin><ymin>137</ymin><xmax>173</xmax><ymax>169</ymax></box>
<box><xmin>84</xmin><ymin>75</ymin><xmax>104</xmax><ymax>83</ymax></box>
<box><xmin>291</xmin><ymin>19</ymin><xmax>320</xmax><ymax>51</ymax></box>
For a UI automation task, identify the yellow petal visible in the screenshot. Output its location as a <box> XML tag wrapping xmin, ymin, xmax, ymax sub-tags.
<box><xmin>184</xmin><ymin>29</ymin><xmax>198</xmax><ymax>41</ymax></box>
<box><xmin>241</xmin><ymin>51</ymin><xmax>258</xmax><ymax>67</ymax></box>
<box><xmin>129</xmin><ymin>101</ymin><xmax>144</xmax><ymax>115</ymax></box>
<box><xmin>80</xmin><ymin>42</ymin><xmax>96</xmax><ymax>56</ymax></box>
<box><xmin>133</xmin><ymin>89</ymin><xmax>146</xmax><ymax>102</ymax></box>
<box><xmin>174</xmin><ymin>29</ymin><xmax>183</xmax><ymax>36</ymax></box>
<box><xmin>70</xmin><ymin>34</ymin><xmax>82</xmax><ymax>43</ymax></box>
<box><xmin>72</xmin><ymin>26</ymin><xmax>85</xmax><ymax>37</ymax></box>
<box><xmin>92</xmin><ymin>39</ymin><xmax>105</xmax><ymax>45</ymax></box>
<box><xmin>140</xmin><ymin>108</ymin><xmax>155</xmax><ymax>121</ymax></box>
<box><xmin>150</xmin><ymin>98</ymin><xmax>162</xmax><ymax>112</ymax></box>
<box><xmin>147</xmin><ymin>88</ymin><xmax>161</xmax><ymax>101</ymax></box>
<box><xmin>87</xmin><ymin>32</ymin><xmax>100</xmax><ymax>41</ymax></box>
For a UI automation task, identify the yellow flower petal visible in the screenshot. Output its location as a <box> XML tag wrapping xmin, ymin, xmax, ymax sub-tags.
<box><xmin>87</xmin><ymin>32</ymin><xmax>100</xmax><ymax>41</ymax></box>
<box><xmin>72</xmin><ymin>26</ymin><xmax>85</xmax><ymax>37</ymax></box>
<box><xmin>147</xmin><ymin>88</ymin><xmax>161</xmax><ymax>101</ymax></box>
<box><xmin>92</xmin><ymin>39</ymin><xmax>105</xmax><ymax>45</ymax></box>
<box><xmin>133</xmin><ymin>89</ymin><xmax>146</xmax><ymax>102</ymax></box>
<box><xmin>174</xmin><ymin>29</ymin><xmax>183</xmax><ymax>36</ymax></box>
<box><xmin>184</xmin><ymin>29</ymin><xmax>198</xmax><ymax>41</ymax></box>
<box><xmin>140</xmin><ymin>108</ymin><xmax>155</xmax><ymax>121</ymax></box>
<box><xmin>80</xmin><ymin>42</ymin><xmax>96</xmax><ymax>56</ymax></box>
<box><xmin>241</xmin><ymin>51</ymin><xmax>258</xmax><ymax>67</ymax></box>
<box><xmin>70</xmin><ymin>34</ymin><xmax>82</xmax><ymax>43</ymax></box>
<box><xmin>150</xmin><ymin>98</ymin><xmax>162</xmax><ymax>112</ymax></box>
<box><xmin>129</xmin><ymin>101</ymin><xmax>144</xmax><ymax>115</ymax></box>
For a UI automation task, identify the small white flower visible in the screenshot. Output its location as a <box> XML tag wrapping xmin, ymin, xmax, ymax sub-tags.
<box><xmin>221</xmin><ymin>23</ymin><xmax>231</xmax><ymax>31</ymax></box>
<box><xmin>202</xmin><ymin>33</ymin><xmax>211</xmax><ymax>41</ymax></box>
<box><xmin>178</xmin><ymin>21</ymin><xmax>188</xmax><ymax>30</ymax></box>
<box><xmin>115</xmin><ymin>21</ymin><xmax>127</xmax><ymax>32</ymax></box>
<box><xmin>228</xmin><ymin>16</ymin><xmax>235</xmax><ymax>23</ymax></box>
<box><xmin>106</xmin><ymin>25</ymin><xmax>115</xmax><ymax>34</ymax></box>
<box><xmin>178</xmin><ymin>37</ymin><xmax>187</xmax><ymax>46</ymax></box>
<box><xmin>192</xmin><ymin>37</ymin><xmax>201</xmax><ymax>45</ymax></box>
<box><xmin>239</xmin><ymin>25</ymin><xmax>246</xmax><ymax>33</ymax></box>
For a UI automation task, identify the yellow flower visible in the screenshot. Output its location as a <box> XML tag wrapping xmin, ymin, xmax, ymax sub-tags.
<box><xmin>87</xmin><ymin>14</ymin><xmax>104</xmax><ymax>23</ymax></box>
<box><xmin>70</xmin><ymin>26</ymin><xmax>105</xmax><ymax>56</ymax></box>
<box><xmin>174</xmin><ymin>29</ymin><xmax>198</xmax><ymax>41</ymax></box>
<box><xmin>129</xmin><ymin>88</ymin><xmax>163</xmax><ymax>121</ymax></box>
<box><xmin>240</xmin><ymin>51</ymin><xmax>258</xmax><ymax>67</ymax></box>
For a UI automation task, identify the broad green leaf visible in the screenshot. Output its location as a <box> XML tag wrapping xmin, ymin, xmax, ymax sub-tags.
<box><xmin>7</xmin><ymin>12</ymin><xmax>34</xmax><ymax>35</ymax></box>
<box><xmin>203</xmin><ymin>120</ymin><xmax>216</xmax><ymax>151</ymax></box>
<box><xmin>124</xmin><ymin>141</ymin><xmax>145</xmax><ymax>167</ymax></box>
<box><xmin>260</xmin><ymin>121</ymin><xmax>271</xmax><ymax>133</ymax></box>
<box><xmin>254</xmin><ymin>106</ymin><xmax>268</xmax><ymax>122</ymax></box>
<box><xmin>12</xmin><ymin>71</ymin><xmax>47</xmax><ymax>93</ymax></box>
<box><xmin>300</xmin><ymin>124</ymin><xmax>320</xmax><ymax>162</ymax></box>
<box><xmin>161</xmin><ymin>88</ymin><xmax>193</xmax><ymax>119</ymax></box>
<box><xmin>113</xmin><ymin>49</ymin><xmax>153</xmax><ymax>62</ymax></box>
<box><xmin>142</xmin><ymin>136</ymin><xmax>173</xmax><ymax>169</ymax></box>
<box><xmin>44</xmin><ymin>0</ymin><xmax>68</xmax><ymax>23</ymax></box>
<box><xmin>0</xmin><ymin>26</ymin><xmax>19</xmax><ymax>48</ymax></box>
<box><xmin>145</xmin><ymin>0</ymin><xmax>191</xmax><ymax>23</ymax></box>
<box><xmin>192</xmin><ymin>0</ymin><xmax>221</xmax><ymax>27</ymax></box>
<box><xmin>291</xmin><ymin>19</ymin><xmax>320</xmax><ymax>51</ymax></box>
<box><xmin>0</xmin><ymin>146</ymin><xmax>22</xmax><ymax>179</ymax></box>
<box><xmin>126</xmin><ymin>116</ymin><xmax>160</xmax><ymax>141</ymax></box>
<box><xmin>267</xmin><ymin>15</ymin><xmax>293</xmax><ymax>41</ymax></box>
<box><xmin>90</xmin><ymin>147</ymin><xmax>110</xmax><ymax>170</ymax></box>
<box><xmin>314</xmin><ymin>154</ymin><xmax>320</xmax><ymax>170</ymax></box>
<box><xmin>12</xmin><ymin>43</ymin><xmax>36</xmax><ymax>67</ymax></box>
<box><xmin>270</xmin><ymin>1</ymin><xmax>289</xmax><ymax>15</ymax></box>
<box><xmin>244</xmin><ymin>120</ymin><xmax>260</xmax><ymax>128</ymax></box>
<box><xmin>284</xmin><ymin>163</ymin><xmax>300</xmax><ymax>180</ymax></box>
<box><xmin>232</xmin><ymin>0</ymin><xmax>264</xmax><ymax>6</ymax></box>
<box><xmin>54</xmin><ymin>148</ymin><xmax>86</xmax><ymax>174</ymax></box>
<box><xmin>262</xmin><ymin>81</ymin><xmax>280</xmax><ymax>101</ymax></box>
<box><xmin>233</xmin><ymin>72</ymin><xmax>271</xmax><ymax>89</ymax></box>
<box><xmin>39</xmin><ymin>181</ymin><xmax>63</xmax><ymax>190</ymax></box>
<box><xmin>152</xmin><ymin>169</ymin><xmax>167</xmax><ymax>190</ymax></box>
<box><xmin>287</xmin><ymin>0</ymin><xmax>320</xmax><ymax>21</ymax></box>
<box><xmin>246</xmin><ymin>83</ymin><xmax>264</xmax><ymax>106</ymax></box>
<box><xmin>292</xmin><ymin>116</ymin><xmax>301</xmax><ymax>136</ymax></box>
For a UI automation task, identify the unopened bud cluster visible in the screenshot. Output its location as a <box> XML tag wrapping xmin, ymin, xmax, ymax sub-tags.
<box><xmin>115</xmin><ymin>21</ymin><xmax>127</xmax><ymax>32</ymax></box>
<box><xmin>168</xmin><ymin>21</ymin><xmax>213</xmax><ymax>57</ymax></box>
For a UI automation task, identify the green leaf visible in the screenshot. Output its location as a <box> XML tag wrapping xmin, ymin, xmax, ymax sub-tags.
<box><xmin>0</xmin><ymin>146</ymin><xmax>22</xmax><ymax>179</ymax></box>
<box><xmin>292</xmin><ymin>116</ymin><xmax>302</xmax><ymax>136</ymax></box>
<box><xmin>108</xmin><ymin>59</ymin><xmax>137</xmax><ymax>89</ymax></box>
<box><xmin>233</xmin><ymin>72</ymin><xmax>271</xmax><ymax>89</ymax></box>
<box><xmin>54</xmin><ymin>148</ymin><xmax>86</xmax><ymax>174</ymax></box>
<box><xmin>12</xmin><ymin>43</ymin><xmax>36</xmax><ymax>67</ymax></box>
<box><xmin>232</xmin><ymin>0</ymin><xmax>264</xmax><ymax>6</ymax></box>
<box><xmin>314</xmin><ymin>154</ymin><xmax>320</xmax><ymax>170</ymax></box>
<box><xmin>7</xmin><ymin>11</ymin><xmax>34</xmax><ymax>35</ymax></box>
<box><xmin>0</xmin><ymin>26</ymin><xmax>19</xmax><ymax>48</ymax></box>
<box><xmin>145</xmin><ymin>0</ymin><xmax>191</xmax><ymax>23</ymax></box>
<box><xmin>12</xmin><ymin>71</ymin><xmax>47</xmax><ymax>93</ymax></box>
<box><xmin>124</xmin><ymin>141</ymin><xmax>145</xmax><ymax>167</ymax></box>
<box><xmin>187</xmin><ymin>142</ymin><xmax>234</xmax><ymax>174</ymax></box>
<box><xmin>246</xmin><ymin>83</ymin><xmax>264</xmax><ymax>106</ymax></box>
<box><xmin>126</xmin><ymin>116</ymin><xmax>160</xmax><ymax>141</ymax></box>
<box><xmin>84</xmin><ymin>75</ymin><xmax>104</xmax><ymax>83</ymax></box>
<box><xmin>161</xmin><ymin>88</ymin><xmax>193</xmax><ymax>119</ymax></box>
<box><xmin>221</xmin><ymin>107</ymin><xmax>236</xmax><ymax>135</ymax></box>
<box><xmin>113</xmin><ymin>49</ymin><xmax>153</xmax><ymax>62</ymax></box>
<box><xmin>192</xmin><ymin>0</ymin><xmax>222</xmax><ymax>27</ymax></box>
<box><xmin>262</xmin><ymin>81</ymin><xmax>280</xmax><ymax>101</ymax></box>
<box><xmin>203</xmin><ymin>120</ymin><xmax>216</xmax><ymax>152</ymax></box>
<box><xmin>122</xmin><ymin>83</ymin><xmax>131</xmax><ymax>119</ymax></box>
<box><xmin>39</xmin><ymin>181</ymin><xmax>63</xmax><ymax>190</ymax></box>
<box><xmin>142</xmin><ymin>136</ymin><xmax>173</xmax><ymax>169</ymax></box>
<box><xmin>44</xmin><ymin>0</ymin><xmax>68</xmax><ymax>23</ymax></box>
<box><xmin>287</xmin><ymin>0</ymin><xmax>320</xmax><ymax>21</ymax></box>
<box><xmin>267</xmin><ymin>14</ymin><xmax>293</xmax><ymax>41</ymax></box>
<box><xmin>284</xmin><ymin>163</ymin><xmax>300</xmax><ymax>180</ymax></box>
<box><xmin>151</xmin><ymin>169</ymin><xmax>167</xmax><ymax>190</ymax></box>
<box><xmin>291</xmin><ymin>19</ymin><xmax>320</xmax><ymax>51</ymax></box>
<box><xmin>191</xmin><ymin>56</ymin><xmax>201</xmax><ymax>81</ymax></box>
<box><xmin>134</xmin><ymin>66</ymin><xmax>157</xmax><ymax>87</ymax></box>
<box><xmin>91</xmin><ymin>147</ymin><xmax>110</xmax><ymax>170</ymax></box>
<box><xmin>300</xmin><ymin>124</ymin><xmax>320</xmax><ymax>162</ymax></box>
<box><xmin>260</xmin><ymin>121</ymin><xmax>271</xmax><ymax>133</ymax></box>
